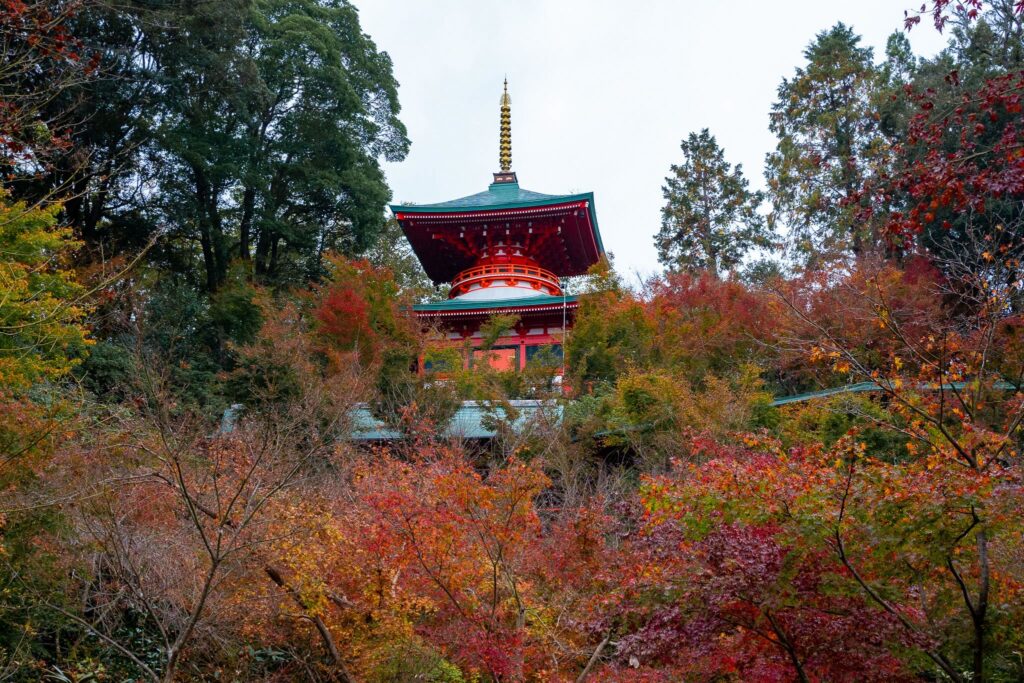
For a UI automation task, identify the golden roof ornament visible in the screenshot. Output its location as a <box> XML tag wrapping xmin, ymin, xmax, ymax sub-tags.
<box><xmin>499</xmin><ymin>78</ymin><xmax>511</xmax><ymax>172</ymax></box>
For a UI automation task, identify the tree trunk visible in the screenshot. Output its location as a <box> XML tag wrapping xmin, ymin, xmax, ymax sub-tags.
<box><xmin>576</xmin><ymin>631</ymin><xmax>612</xmax><ymax>683</ymax></box>
<box><xmin>704</xmin><ymin>236</ymin><xmax>719</xmax><ymax>278</ymax></box>
<box><xmin>766</xmin><ymin>611</ymin><xmax>809</xmax><ymax>683</ymax></box>
<box><xmin>973</xmin><ymin>529</ymin><xmax>990</xmax><ymax>683</ymax></box>
<box><xmin>84</xmin><ymin>157</ymin><xmax>115</xmax><ymax>246</ymax></box>
<box><xmin>269</xmin><ymin>234</ymin><xmax>280</xmax><ymax>276</ymax></box>
<box><xmin>199</xmin><ymin>223</ymin><xmax>218</xmax><ymax>293</ymax></box>
<box><xmin>254</xmin><ymin>228</ymin><xmax>272</xmax><ymax>277</ymax></box>
<box><xmin>264</xmin><ymin>565</ymin><xmax>356</xmax><ymax>683</ymax></box>
<box><xmin>239</xmin><ymin>184</ymin><xmax>255</xmax><ymax>263</ymax></box>
<box><xmin>192</xmin><ymin>163</ymin><xmax>227</xmax><ymax>291</ymax></box>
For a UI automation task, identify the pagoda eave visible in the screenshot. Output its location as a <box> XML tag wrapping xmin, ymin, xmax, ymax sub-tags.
<box><xmin>412</xmin><ymin>295</ymin><xmax>579</xmax><ymax>320</ymax></box>
<box><xmin>394</xmin><ymin>198</ymin><xmax>589</xmax><ymax>223</ymax></box>
<box><xmin>394</xmin><ymin>192</ymin><xmax>602</xmax><ymax>284</ymax></box>
<box><xmin>414</xmin><ymin>302</ymin><xmax>579</xmax><ymax>319</ymax></box>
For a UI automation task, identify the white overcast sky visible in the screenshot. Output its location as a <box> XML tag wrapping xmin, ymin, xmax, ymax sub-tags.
<box><xmin>357</xmin><ymin>1</ymin><xmax>949</xmax><ymax>282</ymax></box>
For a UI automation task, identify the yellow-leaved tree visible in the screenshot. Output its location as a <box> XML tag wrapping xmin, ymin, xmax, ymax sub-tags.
<box><xmin>1</xmin><ymin>191</ymin><xmax>89</xmax><ymax>492</ymax></box>
<box><xmin>0</xmin><ymin>191</ymin><xmax>89</xmax><ymax>390</ymax></box>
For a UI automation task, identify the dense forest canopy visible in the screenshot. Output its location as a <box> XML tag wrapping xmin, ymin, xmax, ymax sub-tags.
<box><xmin>1</xmin><ymin>0</ymin><xmax>1023</xmax><ymax>681</ymax></box>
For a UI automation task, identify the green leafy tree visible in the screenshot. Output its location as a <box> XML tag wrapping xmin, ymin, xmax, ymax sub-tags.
<box><xmin>656</xmin><ymin>129</ymin><xmax>770</xmax><ymax>276</ymax></box>
<box><xmin>565</xmin><ymin>260</ymin><xmax>653</xmax><ymax>391</ymax></box>
<box><xmin>36</xmin><ymin>0</ymin><xmax>409</xmax><ymax>292</ymax></box>
<box><xmin>149</xmin><ymin>0</ymin><xmax>405</xmax><ymax>290</ymax></box>
<box><xmin>51</xmin><ymin>0</ymin><xmax>411</xmax><ymax>396</ymax></box>
<box><xmin>0</xmin><ymin>193</ymin><xmax>89</xmax><ymax>391</ymax></box>
<box><xmin>364</xmin><ymin>217</ymin><xmax>437</xmax><ymax>300</ymax></box>
<box><xmin>34</xmin><ymin>1</ymin><xmax>162</xmax><ymax>260</ymax></box>
<box><xmin>240</xmin><ymin>0</ymin><xmax>409</xmax><ymax>283</ymax></box>
<box><xmin>765</xmin><ymin>23</ymin><xmax>892</xmax><ymax>266</ymax></box>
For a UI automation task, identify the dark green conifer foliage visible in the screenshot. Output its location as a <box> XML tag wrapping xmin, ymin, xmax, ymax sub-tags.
<box><xmin>765</xmin><ymin>23</ymin><xmax>890</xmax><ymax>266</ymax></box>
<box><xmin>655</xmin><ymin>129</ymin><xmax>770</xmax><ymax>277</ymax></box>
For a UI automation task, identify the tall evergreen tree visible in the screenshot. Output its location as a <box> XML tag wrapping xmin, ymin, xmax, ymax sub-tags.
<box><xmin>151</xmin><ymin>0</ymin><xmax>409</xmax><ymax>290</ymax></box>
<box><xmin>19</xmin><ymin>0</ymin><xmax>412</xmax><ymax>397</ymax></box>
<box><xmin>765</xmin><ymin>23</ymin><xmax>892</xmax><ymax>267</ymax></box>
<box><xmin>37</xmin><ymin>2</ymin><xmax>165</xmax><ymax>262</ymax></box>
<box><xmin>937</xmin><ymin>0</ymin><xmax>1023</xmax><ymax>75</ymax></box>
<box><xmin>241</xmin><ymin>0</ymin><xmax>410</xmax><ymax>283</ymax></box>
<box><xmin>34</xmin><ymin>0</ymin><xmax>409</xmax><ymax>291</ymax></box>
<box><xmin>655</xmin><ymin>129</ymin><xmax>769</xmax><ymax>277</ymax></box>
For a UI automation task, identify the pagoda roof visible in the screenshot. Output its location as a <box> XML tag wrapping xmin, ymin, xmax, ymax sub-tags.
<box><xmin>391</xmin><ymin>181</ymin><xmax>604</xmax><ymax>284</ymax></box>
<box><xmin>392</xmin><ymin>181</ymin><xmax>592</xmax><ymax>214</ymax></box>
<box><xmin>413</xmin><ymin>293</ymin><xmax>579</xmax><ymax>317</ymax></box>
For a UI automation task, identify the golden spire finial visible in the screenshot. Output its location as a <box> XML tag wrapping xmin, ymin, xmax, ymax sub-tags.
<box><xmin>499</xmin><ymin>78</ymin><xmax>511</xmax><ymax>172</ymax></box>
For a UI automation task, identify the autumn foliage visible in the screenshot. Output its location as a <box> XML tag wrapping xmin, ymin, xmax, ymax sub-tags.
<box><xmin>2</xmin><ymin>2</ymin><xmax>1024</xmax><ymax>682</ymax></box>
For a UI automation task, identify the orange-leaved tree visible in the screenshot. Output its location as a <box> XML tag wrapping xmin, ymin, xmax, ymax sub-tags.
<box><xmin>776</xmin><ymin>252</ymin><xmax>1024</xmax><ymax>682</ymax></box>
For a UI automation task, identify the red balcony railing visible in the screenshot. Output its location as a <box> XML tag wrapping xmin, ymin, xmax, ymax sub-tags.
<box><xmin>450</xmin><ymin>262</ymin><xmax>562</xmax><ymax>298</ymax></box>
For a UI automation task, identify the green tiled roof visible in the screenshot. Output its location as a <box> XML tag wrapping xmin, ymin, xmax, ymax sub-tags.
<box><xmin>390</xmin><ymin>182</ymin><xmax>593</xmax><ymax>214</ymax></box>
<box><xmin>223</xmin><ymin>381</ymin><xmax>1023</xmax><ymax>444</ymax></box>
<box><xmin>770</xmin><ymin>380</ymin><xmax>1019</xmax><ymax>406</ymax></box>
<box><xmin>413</xmin><ymin>294</ymin><xmax>578</xmax><ymax>313</ymax></box>
<box><xmin>351</xmin><ymin>400</ymin><xmax>563</xmax><ymax>441</ymax></box>
<box><xmin>391</xmin><ymin>178</ymin><xmax>605</xmax><ymax>283</ymax></box>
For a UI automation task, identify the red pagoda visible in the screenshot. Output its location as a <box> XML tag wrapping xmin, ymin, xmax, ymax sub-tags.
<box><xmin>391</xmin><ymin>80</ymin><xmax>604</xmax><ymax>375</ymax></box>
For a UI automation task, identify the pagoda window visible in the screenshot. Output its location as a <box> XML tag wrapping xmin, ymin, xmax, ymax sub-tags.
<box><xmin>525</xmin><ymin>344</ymin><xmax>563</xmax><ymax>368</ymax></box>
